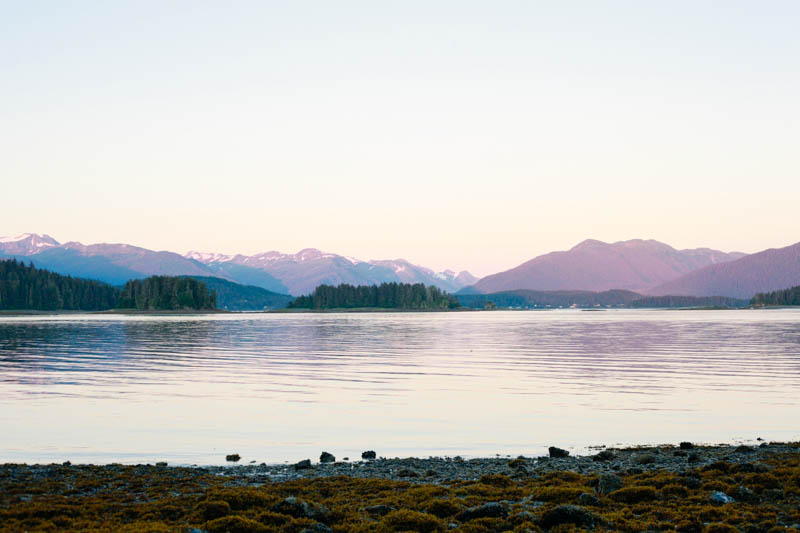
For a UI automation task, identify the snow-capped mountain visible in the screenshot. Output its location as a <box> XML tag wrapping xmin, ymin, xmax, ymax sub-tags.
<box><xmin>0</xmin><ymin>233</ymin><xmax>60</xmax><ymax>255</ymax></box>
<box><xmin>0</xmin><ymin>233</ymin><xmax>475</xmax><ymax>295</ymax></box>
<box><xmin>186</xmin><ymin>248</ymin><xmax>477</xmax><ymax>295</ymax></box>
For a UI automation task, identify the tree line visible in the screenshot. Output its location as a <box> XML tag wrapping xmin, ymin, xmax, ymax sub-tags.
<box><xmin>116</xmin><ymin>276</ymin><xmax>217</xmax><ymax>310</ymax></box>
<box><xmin>288</xmin><ymin>282</ymin><xmax>460</xmax><ymax>310</ymax></box>
<box><xmin>0</xmin><ymin>259</ymin><xmax>117</xmax><ymax>310</ymax></box>
<box><xmin>0</xmin><ymin>259</ymin><xmax>216</xmax><ymax>311</ymax></box>
<box><xmin>751</xmin><ymin>285</ymin><xmax>800</xmax><ymax>306</ymax></box>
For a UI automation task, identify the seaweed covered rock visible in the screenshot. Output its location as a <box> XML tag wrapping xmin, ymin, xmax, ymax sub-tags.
<box><xmin>609</xmin><ymin>486</ymin><xmax>658</xmax><ymax>503</ymax></box>
<box><xmin>361</xmin><ymin>450</ymin><xmax>377</xmax><ymax>460</ymax></box>
<box><xmin>456</xmin><ymin>502</ymin><xmax>508</xmax><ymax>521</ymax></box>
<box><xmin>381</xmin><ymin>509</ymin><xmax>445</xmax><ymax>532</ymax></box>
<box><xmin>539</xmin><ymin>504</ymin><xmax>600</xmax><ymax>529</ymax></box>
<box><xmin>272</xmin><ymin>496</ymin><xmax>329</xmax><ymax>522</ymax></box>
<box><xmin>205</xmin><ymin>515</ymin><xmax>269</xmax><ymax>533</ymax></box>
<box><xmin>195</xmin><ymin>499</ymin><xmax>231</xmax><ymax>521</ymax></box>
<box><xmin>597</xmin><ymin>473</ymin><xmax>624</xmax><ymax>495</ymax></box>
<box><xmin>225</xmin><ymin>453</ymin><xmax>241</xmax><ymax>463</ymax></box>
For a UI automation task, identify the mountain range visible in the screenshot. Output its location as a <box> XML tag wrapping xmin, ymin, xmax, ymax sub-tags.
<box><xmin>468</xmin><ymin>239</ymin><xmax>746</xmax><ymax>294</ymax></box>
<box><xmin>2</xmin><ymin>233</ymin><xmax>798</xmax><ymax>299</ymax></box>
<box><xmin>0</xmin><ymin>234</ymin><xmax>476</xmax><ymax>296</ymax></box>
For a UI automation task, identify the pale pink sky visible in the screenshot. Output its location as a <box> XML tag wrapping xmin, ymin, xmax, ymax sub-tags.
<box><xmin>2</xmin><ymin>2</ymin><xmax>798</xmax><ymax>276</ymax></box>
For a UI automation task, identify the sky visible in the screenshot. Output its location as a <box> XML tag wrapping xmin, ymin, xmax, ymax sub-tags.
<box><xmin>1</xmin><ymin>1</ymin><xmax>798</xmax><ymax>277</ymax></box>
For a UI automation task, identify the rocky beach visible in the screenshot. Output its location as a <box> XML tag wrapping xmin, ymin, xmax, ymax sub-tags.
<box><xmin>2</xmin><ymin>443</ymin><xmax>799</xmax><ymax>532</ymax></box>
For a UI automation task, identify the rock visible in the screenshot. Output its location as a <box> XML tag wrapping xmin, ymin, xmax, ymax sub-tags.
<box><xmin>634</xmin><ymin>453</ymin><xmax>656</xmax><ymax>465</ymax></box>
<box><xmin>682</xmin><ymin>475</ymin><xmax>703</xmax><ymax>489</ymax></box>
<box><xmin>294</xmin><ymin>459</ymin><xmax>312</xmax><ymax>470</ymax></box>
<box><xmin>62</xmin><ymin>461</ymin><xmax>71</xmax><ymax>466</ymax></box>
<box><xmin>759</xmin><ymin>442</ymin><xmax>768</xmax><ymax>448</ymax></box>
<box><xmin>592</xmin><ymin>450</ymin><xmax>615</xmax><ymax>462</ymax></box>
<box><xmin>679</xmin><ymin>441</ymin><xmax>694</xmax><ymax>450</ymax></box>
<box><xmin>155</xmin><ymin>462</ymin><xmax>168</xmax><ymax>467</ymax></box>
<box><xmin>300</xmin><ymin>524</ymin><xmax>332</xmax><ymax>533</ymax></box>
<box><xmin>734</xmin><ymin>445</ymin><xmax>755</xmax><ymax>453</ymax></box>
<box><xmin>272</xmin><ymin>496</ymin><xmax>329</xmax><ymax>521</ymax></box>
<box><xmin>364</xmin><ymin>504</ymin><xmax>395</xmax><ymax>517</ymax></box>
<box><xmin>539</xmin><ymin>505</ymin><xmax>599</xmax><ymax>529</ymax></box>
<box><xmin>548</xmin><ymin>446</ymin><xmax>570</xmax><ymax>458</ymax></box>
<box><xmin>578</xmin><ymin>492</ymin><xmax>600</xmax><ymax>506</ymax></box>
<box><xmin>456</xmin><ymin>502</ymin><xmax>507</xmax><ymax>521</ymax></box>
<box><xmin>361</xmin><ymin>450</ymin><xmax>377</xmax><ymax>460</ymax></box>
<box><xmin>225</xmin><ymin>454</ymin><xmax>241</xmax><ymax>463</ymax></box>
<box><xmin>319</xmin><ymin>452</ymin><xmax>335</xmax><ymax>463</ymax></box>
<box><xmin>731</xmin><ymin>485</ymin><xmax>757</xmax><ymax>502</ymax></box>
<box><xmin>709</xmin><ymin>491</ymin><xmax>735</xmax><ymax>504</ymax></box>
<box><xmin>597</xmin><ymin>473</ymin><xmax>624</xmax><ymax>495</ymax></box>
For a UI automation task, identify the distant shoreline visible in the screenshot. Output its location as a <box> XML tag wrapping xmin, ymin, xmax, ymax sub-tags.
<box><xmin>3</xmin><ymin>306</ymin><xmax>793</xmax><ymax>317</ymax></box>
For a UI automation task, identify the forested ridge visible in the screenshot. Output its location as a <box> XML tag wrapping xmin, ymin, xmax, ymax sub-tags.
<box><xmin>0</xmin><ymin>260</ymin><xmax>217</xmax><ymax>311</ymax></box>
<box><xmin>751</xmin><ymin>285</ymin><xmax>800</xmax><ymax>306</ymax></box>
<box><xmin>288</xmin><ymin>282</ymin><xmax>460</xmax><ymax>309</ymax></box>
<box><xmin>116</xmin><ymin>276</ymin><xmax>216</xmax><ymax>310</ymax></box>
<box><xmin>0</xmin><ymin>259</ymin><xmax>117</xmax><ymax>310</ymax></box>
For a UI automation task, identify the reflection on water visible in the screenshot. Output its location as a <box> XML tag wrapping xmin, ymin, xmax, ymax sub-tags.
<box><xmin>1</xmin><ymin>310</ymin><xmax>799</xmax><ymax>464</ymax></box>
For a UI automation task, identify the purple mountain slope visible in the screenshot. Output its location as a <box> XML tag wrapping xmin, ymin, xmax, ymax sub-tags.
<box><xmin>648</xmin><ymin>241</ymin><xmax>800</xmax><ymax>299</ymax></box>
<box><xmin>470</xmin><ymin>239</ymin><xmax>745</xmax><ymax>293</ymax></box>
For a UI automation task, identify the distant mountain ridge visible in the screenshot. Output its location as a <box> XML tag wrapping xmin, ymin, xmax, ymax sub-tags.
<box><xmin>186</xmin><ymin>248</ymin><xmax>478</xmax><ymax>296</ymax></box>
<box><xmin>648</xmin><ymin>241</ymin><xmax>800</xmax><ymax>299</ymax></box>
<box><xmin>468</xmin><ymin>239</ymin><xmax>746</xmax><ymax>294</ymax></box>
<box><xmin>0</xmin><ymin>233</ymin><xmax>475</xmax><ymax>296</ymax></box>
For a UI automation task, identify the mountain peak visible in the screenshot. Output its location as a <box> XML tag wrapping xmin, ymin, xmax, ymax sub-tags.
<box><xmin>0</xmin><ymin>233</ymin><xmax>60</xmax><ymax>255</ymax></box>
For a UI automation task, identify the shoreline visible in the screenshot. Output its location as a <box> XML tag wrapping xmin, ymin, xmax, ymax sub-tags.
<box><xmin>2</xmin><ymin>443</ymin><xmax>798</xmax><ymax>531</ymax></box>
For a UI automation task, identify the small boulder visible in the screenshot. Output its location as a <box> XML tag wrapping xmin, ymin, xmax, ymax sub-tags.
<box><xmin>592</xmin><ymin>450</ymin><xmax>615</xmax><ymax>462</ymax></box>
<box><xmin>682</xmin><ymin>475</ymin><xmax>703</xmax><ymax>489</ymax></box>
<box><xmin>456</xmin><ymin>502</ymin><xmax>507</xmax><ymax>522</ymax></box>
<box><xmin>539</xmin><ymin>505</ymin><xmax>599</xmax><ymax>529</ymax></box>
<box><xmin>679</xmin><ymin>441</ymin><xmax>694</xmax><ymax>450</ymax></box>
<box><xmin>548</xmin><ymin>446</ymin><xmax>570</xmax><ymax>458</ymax></box>
<box><xmin>319</xmin><ymin>451</ymin><xmax>335</xmax><ymax>463</ymax></box>
<box><xmin>361</xmin><ymin>450</ymin><xmax>377</xmax><ymax>460</ymax></box>
<box><xmin>294</xmin><ymin>459</ymin><xmax>312</xmax><ymax>470</ymax></box>
<box><xmin>225</xmin><ymin>454</ymin><xmax>241</xmax><ymax>463</ymax></box>
<box><xmin>273</xmin><ymin>496</ymin><xmax>329</xmax><ymax>522</ymax></box>
<box><xmin>597</xmin><ymin>473</ymin><xmax>624</xmax><ymax>495</ymax></box>
<box><xmin>634</xmin><ymin>453</ymin><xmax>656</xmax><ymax>465</ymax></box>
<box><xmin>364</xmin><ymin>504</ymin><xmax>395</xmax><ymax>517</ymax></box>
<box><xmin>734</xmin><ymin>445</ymin><xmax>755</xmax><ymax>454</ymax></box>
<box><xmin>710</xmin><ymin>491</ymin><xmax>735</xmax><ymax>504</ymax></box>
<box><xmin>156</xmin><ymin>461</ymin><xmax>168</xmax><ymax>467</ymax></box>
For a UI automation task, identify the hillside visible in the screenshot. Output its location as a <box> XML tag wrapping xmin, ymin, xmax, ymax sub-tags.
<box><xmin>189</xmin><ymin>276</ymin><xmax>292</xmax><ymax>311</ymax></box>
<box><xmin>469</xmin><ymin>239</ymin><xmax>745</xmax><ymax>294</ymax></box>
<box><xmin>649</xmin><ymin>241</ymin><xmax>800</xmax><ymax>298</ymax></box>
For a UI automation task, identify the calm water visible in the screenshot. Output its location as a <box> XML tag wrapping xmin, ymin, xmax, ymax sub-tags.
<box><xmin>1</xmin><ymin>309</ymin><xmax>799</xmax><ymax>465</ymax></box>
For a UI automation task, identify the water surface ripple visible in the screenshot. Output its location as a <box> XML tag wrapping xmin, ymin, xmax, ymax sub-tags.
<box><xmin>1</xmin><ymin>309</ymin><xmax>798</xmax><ymax>464</ymax></box>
